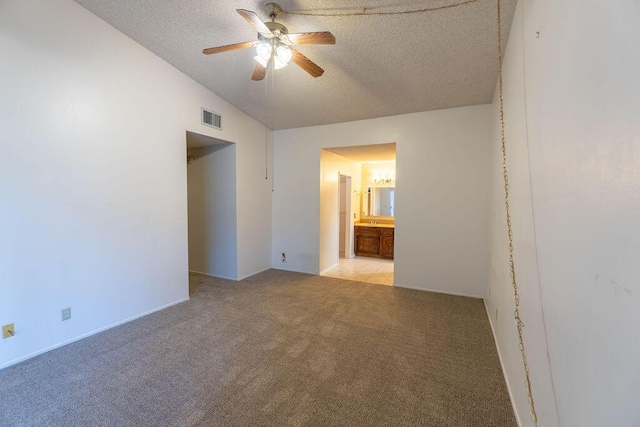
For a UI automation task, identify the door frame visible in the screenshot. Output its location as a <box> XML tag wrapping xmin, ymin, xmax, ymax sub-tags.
<box><xmin>337</xmin><ymin>172</ymin><xmax>353</xmax><ymax>259</ymax></box>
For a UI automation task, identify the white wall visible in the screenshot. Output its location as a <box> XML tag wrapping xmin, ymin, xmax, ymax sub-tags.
<box><xmin>236</xmin><ymin>132</ymin><xmax>273</xmax><ymax>280</ymax></box>
<box><xmin>485</xmin><ymin>2</ymin><xmax>558</xmax><ymax>425</ymax></box>
<box><xmin>273</xmin><ymin>106</ymin><xmax>492</xmax><ymax>296</ymax></box>
<box><xmin>0</xmin><ymin>0</ymin><xmax>271</xmax><ymax>369</ymax></box>
<box><xmin>486</xmin><ymin>1</ymin><xmax>640</xmax><ymax>426</ymax></box>
<box><xmin>187</xmin><ymin>145</ymin><xmax>237</xmax><ymax>279</ymax></box>
<box><xmin>319</xmin><ymin>151</ymin><xmax>362</xmax><ymax>273</ymax></box>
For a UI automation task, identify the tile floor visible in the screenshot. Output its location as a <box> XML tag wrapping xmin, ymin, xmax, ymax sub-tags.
<box><xmin>322</xmin><ymin>256</ymin><xmax>394</xmax><ymax>286</ymax></box>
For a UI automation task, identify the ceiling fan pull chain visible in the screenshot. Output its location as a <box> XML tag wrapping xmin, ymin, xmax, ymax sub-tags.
<box><xmin>496</xmin><ymin>0</ymin><xmax>538</xmax><ymax>425</ymax></box>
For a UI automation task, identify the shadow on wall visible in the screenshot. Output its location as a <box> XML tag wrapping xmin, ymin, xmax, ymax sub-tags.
<box><xmin>186</xmin><ymin>130</ymin><xmax>233</xmax><ymax>160</ymax></box>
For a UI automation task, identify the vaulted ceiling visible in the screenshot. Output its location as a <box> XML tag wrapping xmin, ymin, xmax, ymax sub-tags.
<box><xmin>74</xmin><ymin>0</ymin><xmax>516</xmax><ymax>130</ymax></box>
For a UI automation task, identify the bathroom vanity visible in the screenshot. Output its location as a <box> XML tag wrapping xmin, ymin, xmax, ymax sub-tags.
<box><xmin>354</xmin><ymin>223</ymin><xmax>394</xmax><ymax>259</ymax></box>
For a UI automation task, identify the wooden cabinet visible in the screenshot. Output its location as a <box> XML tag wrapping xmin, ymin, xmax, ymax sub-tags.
<box><xmin>380</xmin><ymin>228</ymin><xmax>395</xmax><ymax>259</ymax></box>
<box><xmin>355</xmin><ymin>226</ymin><xmax>394</xmax><ymax>259</ymax></box>
<box><xmin>355</xmin><ymin>227</ymin><xmax>381</xmax><ymax>257</ymax></box>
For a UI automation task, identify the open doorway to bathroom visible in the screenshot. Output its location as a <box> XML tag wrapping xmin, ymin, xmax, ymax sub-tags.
<box><xmin>319</xmin><ymin>143</ymin><xmax>396</xmax><ymax>286</ymax></box>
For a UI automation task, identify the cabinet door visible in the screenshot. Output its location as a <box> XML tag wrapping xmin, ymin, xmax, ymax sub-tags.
<box><xmin>356</xmin><ymin>235</ymin><xmax>380</xmax><ymax>256</ymax></box>
<box><xmin>380</xmin><ymin>235</ymin><xmax>394</xmax><ymax>259</ymax></box>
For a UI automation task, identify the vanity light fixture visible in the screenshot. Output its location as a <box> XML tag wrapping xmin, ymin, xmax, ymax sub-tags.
<box><xmin>373</xmin><ymin>173</ymin><xmax>395</xmax><ymax>184</ymax></box>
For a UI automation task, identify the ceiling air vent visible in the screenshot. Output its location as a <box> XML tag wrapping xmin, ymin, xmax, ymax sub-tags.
<box><xmin>201</xmin><ymin>108</ymin><xmax>222</xmax><ymax>130</ymax></box>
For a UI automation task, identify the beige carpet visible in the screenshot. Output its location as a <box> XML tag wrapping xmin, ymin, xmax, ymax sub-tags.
<box><xmin>0</xmin><ymin>270</ymin><xmax>516</xmax><ymax>426</ymax></box>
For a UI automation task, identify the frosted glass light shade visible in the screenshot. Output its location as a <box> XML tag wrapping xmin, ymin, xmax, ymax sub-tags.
<box><xmin>273</xmin><ymin>56</ymin><xmax>287</xmax><ymax>69</ymax></box>
<box><xmin>256</xmin><ymin>42</ymin><xmax>272</xmax><ymax>61</ymax></box>
<box><xmin>253</xmin><ymin>42</ymin><xmax>292</xmax><ymax>70</ymax></box>
<box><xmin>276</xmin><ymin>45</ymin><xmax>292</xmax><ymax>63</ymax></box>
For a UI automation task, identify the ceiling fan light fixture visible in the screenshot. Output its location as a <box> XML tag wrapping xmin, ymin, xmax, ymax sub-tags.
<box><xmin>273</xmin><ymin>56</ymin><xmax>288</xmax><ymax>69</ymax></box>
<box><xmin>203</xmin><ymin>6</ymin><xmax>334</xmax><ymax>81</ymax></box>
<box><xmin>276</xmin><ymin>45</ymin><xmax>292</xmax><ymax>63</ymax></box>
<box><xmin>255</xmin><ymin>42</ymin><xmax>272</xmax><ymax>61</ymax></box>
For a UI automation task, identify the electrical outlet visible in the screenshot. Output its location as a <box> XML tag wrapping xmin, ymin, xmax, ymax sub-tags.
<box><xmin>281</xmin><ymin>252</ymin><xmax>286</xmax><ymax>263</ymax></box>
<box><xmin>2</xmin><ymin>323</ymin><xmax>14</xmax><ymax>339</ymax></box>
<box><xmin>62</xmin><ymin>307</ymin><xmax>71</xmax><ymax>321</ymax></box>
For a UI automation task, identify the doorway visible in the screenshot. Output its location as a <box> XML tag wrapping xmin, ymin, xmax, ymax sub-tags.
<box><xmin>186</xmin><ymin>131</ymin><xmax>237</xmax><ymax>292</ymax></box>
<box><xmin>319</xmin><ymin>143</ymin><xmax>396</xmax><ymax>286</ymax></box>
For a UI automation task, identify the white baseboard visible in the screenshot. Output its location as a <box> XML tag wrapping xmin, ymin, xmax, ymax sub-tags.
<box><xmin>189</xmin><ymin>269</ymin><xmax>237</xmax><ymax>281</ymax></box>
<box><xmin>484</xmin><ymin>300</ymin><xmax>523</xmax><ymax>427</ymax></box>
<box><xmin>190</xmin><ymin>267</ymin><xmax>279</xmax><ymax>282</ymax></box>
<box><xmin>237</xmin><ymin>267</ymin><xmax>272</xmax><ymax>281</ymax></box>
<box><xmin>319</xmin><ymin>262</ymin><xmax>339</xmax><ymax>275</ymax></box>
<box><xmin>271</xmin><ymin>266</ymin><xmax>316</xmax><ymax>276</ymax></box>
<box><xmin>393</xmin><ymin>283</ymin><xmax>482</xmax><ymax>299</ymax></box>
<box><xmin>0</xmin><ymin>297</ymin><xmax>190</xmax><ymax>371</ymax></box>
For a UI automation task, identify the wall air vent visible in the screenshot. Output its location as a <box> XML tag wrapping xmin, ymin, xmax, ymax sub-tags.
<box><xmin>201</xmin><ymin>108</ymin><xmax>222</xmax><ymax>130</ymax></box>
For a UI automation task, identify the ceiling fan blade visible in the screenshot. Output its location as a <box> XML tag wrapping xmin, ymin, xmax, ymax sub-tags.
<box><xmin>236</xmin><ymin>9</ymin><xmax>272</xmax><ymax>37</ymax></box>
<box><xmin>251</xmin><ymin>63</ymin><xmax>267</xmax><ymax>81</ymax></box>
<box><xmin>252</xmin><ymin>57</ymin><xmax>273</xmax><ymax>81</ymax></box>
<box><xmin>291</xmin><ymin>49</ymin><xmax>324</xmax><ymax>78</ymax></box>
<box><xmin>286</xmin><ymin>32</ymin><xmax>336</xmax><ymax>45</ymax></box>
<box><xmin>203</xmin><ymin>41</ymin><xmax>255</xmax><ymax>55</ymax></box>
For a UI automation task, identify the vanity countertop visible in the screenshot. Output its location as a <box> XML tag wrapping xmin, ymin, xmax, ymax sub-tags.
<box><xmin>355</xmin><ymin>222</ymin><xmax>395</xmax><ymax>228</ymax></box>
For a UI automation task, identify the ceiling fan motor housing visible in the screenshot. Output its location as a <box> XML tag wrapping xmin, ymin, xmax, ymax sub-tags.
<box><xmin>265</xmin><ymin>21</ymin><xmax>287</xmax><ymax>34</ymax></box>
<box><xmin>258</xmin><ymin>21</ymin><xmax>288</xmax><ymax>43</ymax></box>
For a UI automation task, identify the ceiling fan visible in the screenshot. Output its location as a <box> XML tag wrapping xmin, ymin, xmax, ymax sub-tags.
<box><xmin>202</xmin><ymin>3</ymin><xmax>335</xmax><ymax>81</ymax></box>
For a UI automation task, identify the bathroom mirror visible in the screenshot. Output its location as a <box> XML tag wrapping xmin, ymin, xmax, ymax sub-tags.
<box><xmin>362</xmin><ymin>187</ymin><xmax>395</xmax><ymax>217</ymax></box>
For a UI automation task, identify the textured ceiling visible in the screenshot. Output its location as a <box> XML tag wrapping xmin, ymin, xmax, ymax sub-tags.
<box><xmin>74</xmin><ymin>0</ymin><xmax>516</xmax><ymax>130</ymax></box>
<box><xmin>324</xmin><ymin>143</ymin><xmax>396</xmax><ymax>163</ymax></box>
